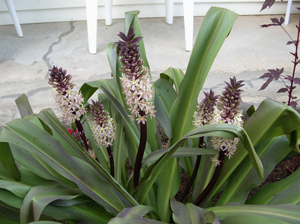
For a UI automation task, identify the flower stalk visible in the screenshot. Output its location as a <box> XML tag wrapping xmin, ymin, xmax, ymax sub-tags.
<box><xmin>180</xmin><ymin>90</ymin><xmax>218</xmax><ymax>202</ymax></box>
<box><xmin>116</xmin><ymin>26</ymin><xmax>155</xmax><ymax>188</ymax></box>
<box><xmin>194</xmin><ymin>77</ymin><xmax>244</xmax><ymax>206</ymax></box>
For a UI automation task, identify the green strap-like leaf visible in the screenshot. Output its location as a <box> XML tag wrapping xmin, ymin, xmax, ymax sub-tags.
<box><xmin>100</xmin><ymin>85</ymin><xmax>139</xmax><ymax>163</ymax></box>
<box><xmin>0</xmin><ymin>179</ymin><xmax>31</xmax><ymax>198</ymax></box>
<box><xmin>215</xmin><ymin>136</ymin><xmax>291</xmax><ymax>206</ymax></box>
<box><xmin>0</xmin><ymin>142</ymin><xmax>21</xmax><ymax>181</ymax></box>
<box><xmin>142</xmin><ymin>147</ymin><xmax>218</xmax><ymax>167</ymax></box>
<box><xmin>134</xmin><ymin>124</ymin><xmax>258</xmax><ymax>204</ymax></box>
<box><xmin>0</xmin><ymin>119</ymin><xmax>126</xmax><ymax>214</ymax></box>
<box><xmin>38</xmin><ymin>109</ymin><xmax>139</xmax><ymax>209</ymax></box>
<box><xmin>211</xmin><ymin>98</ymin><xmax>300</xmax><ymax>202</ymax></box>
<box><xmin>15</xmin><ymin>93</ymin><xmax>33</xmax><ymax>118</ymax></box>
<box><xmin>124</xmin><ymin>11</ymin><xmax>149</xmax><ymax>69</ymax></box>
<box><xmin>80</xmin><ymin>79</ymin><xmax>118</xmax><ymax>104</ymax></box>
<box><xmin>108</xmin><ymin>205</ymin><xmax>165</xmax><ymax>224</ymax></box>
<box><xmin>247</xmin><ymin>160</ymin><xmax>300</xmax><ymax>205</ymax></box>
<box><xmin>158</xmin><ymin>7</ymin><xmax>238</xmax><ymax>221</ymax></box>
<box><xmin>113</xmin><ymin>121</ymin><xmax>127</xmax><ymax>186</ymax></box>
<box><xmin>207</xmin><ymin>204</ymin><xmax>300</xmax><ymax>224</ymax></box>
<box><xmin>221</xmin><ymin>214</ymin><xmax>288</xmax><ymax>224</ymax></box>
<box><xmin>244</xmin><ymin>98</ymin><xmax>300</xmax><ymax>152</ymax></box>
<box><xmin>267</xmin><ymin>169</ymin><xmax>300</xmax><ymax>205</ymax></box>
<box><xmin>0</xmin><ymin>200</ymin><xmax>21</xmax><ymax>224</ymax></box>
<box><xmin>20</xmin><ymin>186</ymin><xmax>81</xmax><ymax>223</ymax></box>
<box><xmin>154</xmin><ymin>78</ymin><xmax>177</xmax><ymax>117</ymax></box>
<box><xmin>171</xmin><ymin>199</ymin><xmax>207</xmax><ymax>224</ymax></box>
<box><xmin>160</xmin><ymin>67</ymin><xmax>185</xmax><ymax>93</ymax></box>
<box><xmin>170</xmin><ymin>7</ymin><xmax>238</xmax><ymax>144</ymax></box>
<box><xmin>28</xmin><ymin>222</ymin><xmax>63</xmax><ymax>224</ymax></box>
<box><xmin>83</xmin><ymin>119</ymin><xmax>110</xmax><ymax>172</ymax></box>
<box><xmin>154</xmin><ymin>92</ymin><xmax>172</xmax><ymax>140</ymax></box>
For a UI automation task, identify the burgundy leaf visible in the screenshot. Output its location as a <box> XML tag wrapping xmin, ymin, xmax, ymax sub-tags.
<box><xmin>277</xmin><ymin>88</ymin><xmax>288</xmax><ymax>93</ymax></box>
<box><xmin>271</xmin><ymin>18</ymin><xmax>280</xmax><ymax>24</ymax></box>
<box><xmin>297</xmin><ymin>60</ymin><xmax>300</xmax><ymax>64</ymax></box>
<box><xmin>259</xmin><ymin>78</ymin><xmax>273</xmax><ymax>90</ymax></box>
<box><xmin>294</xmin><ymin>77</ymin><xmax>300</xmax><ymax>85</ymax></box>
<box><xmin>261</xmin><ymin>24</ymin><xmax>275</xmax><ymax>28</ymax></box>
<box><xmin>280</xmin><ymin>17</ymin><xmax>285</xmax><ymax>24</ymax></box>
<box><xmin>292</xmin><ymin>96</ymin><xmax>298</xmax><ymax>99</ymax></box>
<box><xmin>284</xmin><ymin>75</ymin><xmax>293</xmax><ymax>81</ymax></box>
<box><xmin>287</xmin><ymin>40</ymin><xmax>297</xmax><ymax>45</ymax></box>
<box><xmin>270</xmin><ymin>17</ymin><xmax>284</xmax><ymax>25</ymax></box>
<box><xmin>290</xmin><ymin>101</ymin><xmax>298</xmax><ymax>109</ymax></box>
<box><xmin>261</xmin><ymin>0</ymin><xmax>276</xmax><ymax>11</ymax></box>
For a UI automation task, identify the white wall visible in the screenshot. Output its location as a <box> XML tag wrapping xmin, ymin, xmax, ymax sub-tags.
<box><xmin>1</xmin><ymin>0</ymin><xmax>300</xmax><ymax>25</ymax></box>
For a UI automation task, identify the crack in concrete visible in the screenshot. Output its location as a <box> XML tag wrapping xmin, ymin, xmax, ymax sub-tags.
<box><xmin>43</xmin><ymin>21</ymin><xmax>75</xmax><ymax>79</ymax></box>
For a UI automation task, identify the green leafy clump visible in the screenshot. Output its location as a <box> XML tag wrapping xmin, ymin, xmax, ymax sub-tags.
<box><xmin>0</xmin><ymin>7</ymin><xmax>300</xmax><ymax>224</ymax></box>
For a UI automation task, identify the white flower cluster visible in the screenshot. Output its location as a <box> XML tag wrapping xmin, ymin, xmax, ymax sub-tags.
<box><xmin>92</xmin><ymin>117</ymin><xmax>116</xmax><ymax>147</ymax></box>
<box><xmin>193</xmin><ymin>107</ymin><xmax>214</xmax><ymax>127</ymax></box>
<box><xmin>210</xmin><ymin>107</ymin><xmax>243</xmax><ymax>166</ymax></box>
<box><xmin>120</xmin><ymin>71</ymin><xmax>156</xmax><ymax>124</ymax></box>
<box><xmin>51</xmin><ymin>86</ymin><xmax>86</xmax><ymax>123</ymax></box>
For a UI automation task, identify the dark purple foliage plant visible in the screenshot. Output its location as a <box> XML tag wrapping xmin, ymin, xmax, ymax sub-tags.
<box><xmin>259</xmin><ymin>9</ymin><xmax>300</xmax><ymax>109</ymax></box>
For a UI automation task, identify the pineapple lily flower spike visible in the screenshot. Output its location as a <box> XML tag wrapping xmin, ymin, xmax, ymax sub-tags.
<box><xmin>117</xmin><ymin>26</ymin><xmax>156</xmax><ymax>188</ymax></box>
<box><xmin>48</xmin><ymin>66</ymin><xmax>89</xmax><ymax>151</ymax></box>
<box><xmin>180</xmin><ymin>90</ymin><xmax>219</xmax><ymax>202</ymax></box>
<box><xmin>90</xmin><ymin>100</ymin><xmax>116</xmax><ymax>176</ymax></box>
<box><xmin>194</xmin><ymin>77</ymin><xmax>244</xmax><ymax>206</ymax></box>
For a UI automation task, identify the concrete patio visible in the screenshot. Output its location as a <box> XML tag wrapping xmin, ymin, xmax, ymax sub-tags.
<box><xmin>1</xmin><ymin>14</ymin><xmax>300</xmax><ymax>126</ymax></box>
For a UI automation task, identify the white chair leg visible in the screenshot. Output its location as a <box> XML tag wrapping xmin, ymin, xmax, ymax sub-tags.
<box><xmin>285</xmin><ymin>0</ymin><xmax>293</xmax><ymax>25</ymax></box>
<box><xmin>165</xmin><ymin>0</ymin><xmax>173</xmax><ymax>25</ymax></box>
<box><xmin>86</xmin><ymin>0</ymin><xmax>98</xmax><ymax>54</ymax></box>
<box><xmin>5</xmin><ymin>0</ymin><xmax>23</xmax><ymax>37</ymax></box>
<box><xmin>105</xmin><ymin>0</ymin><xmax>113</xmax><ymax>26</ymax></box>
<box><xmin>183</xmin><ymin>0</ymin><xmax>194</xmax><ymax>51</ymax></box>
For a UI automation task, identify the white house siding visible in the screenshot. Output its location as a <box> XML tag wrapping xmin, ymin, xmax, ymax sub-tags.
<box><xmin>0</xmin><ymin>0</ymin><xmax>300</xmax><ymax>25</ymax></box>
